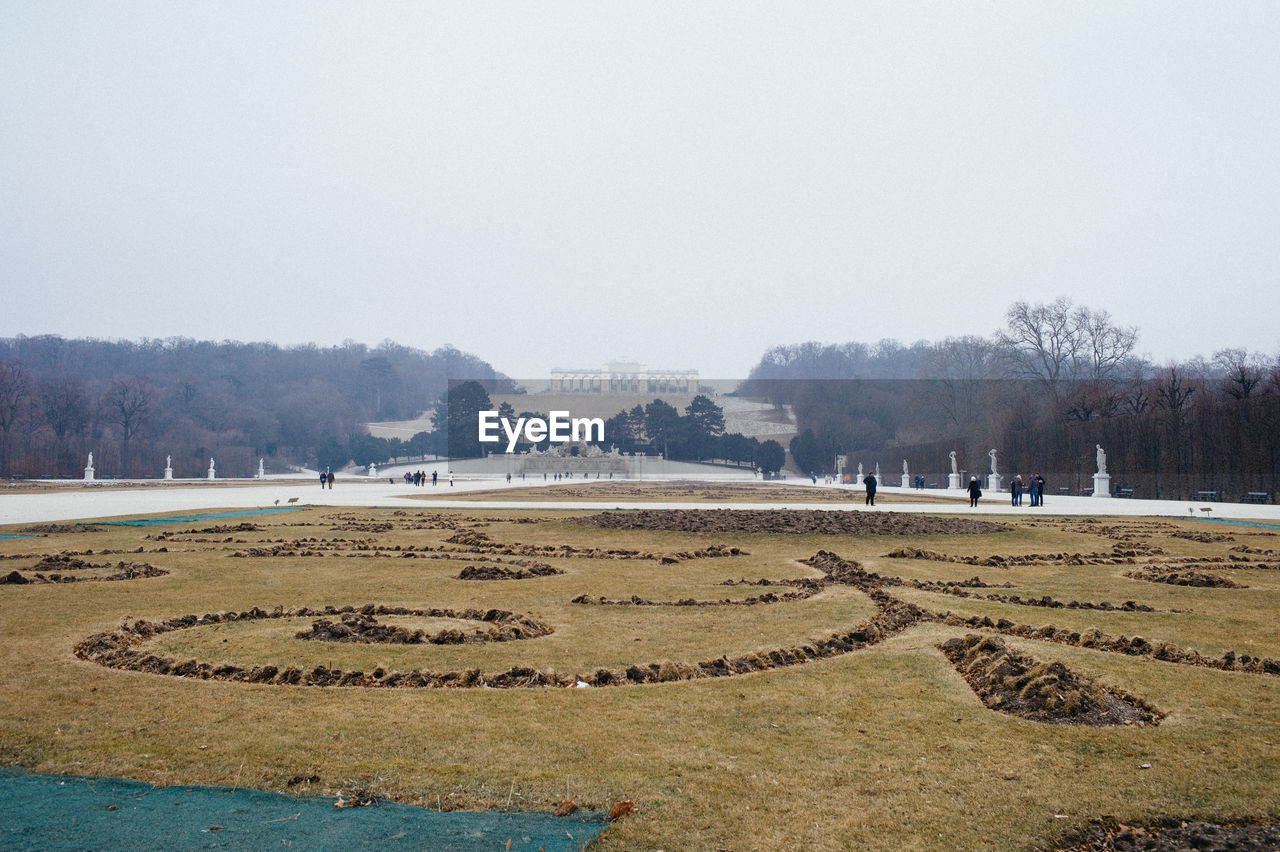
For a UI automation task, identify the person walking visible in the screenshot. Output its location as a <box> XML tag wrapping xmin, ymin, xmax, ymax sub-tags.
<box><xmin>448</xmin><ymin>472</ymin><xmax>454</xmax><ymax>486</ymax></box>
<box><xmin>1011</xmin><ymin>474</ymin><xmax>1023</xmax><ymax>507</ymax></box>
<box><xmin>319</xmin><ymin>470</ymin><xmax>327</xmax><ymax>489</ymax></box>
<box><xmin>432</xmin><ymin>470</ymin><xmax>438</xmax><ymax>486</ymax></box>
<box><xmin>968</xmin><ymin>475</ymin><xmax>982</xmax><ymax>508</ymax></box>
<box><xmin>326</xmin><ymin>470</ymin><xmax>335</xmax><ymax>489</ymax></box>
<box><xmin>864</xmin><ymin>471</ymin><xmax>878</xmax><ymax>506</ymax></box>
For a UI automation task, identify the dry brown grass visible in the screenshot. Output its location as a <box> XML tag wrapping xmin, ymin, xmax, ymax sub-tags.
<box><xmin>2</xmin><ymin>502</ymin><xmax>1279</xmax><ymax>849</ymax></box>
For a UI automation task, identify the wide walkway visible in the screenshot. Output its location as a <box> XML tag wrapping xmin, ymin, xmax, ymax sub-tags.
<box><xmin>2</xmin><ymin>476</ymin><xmax>1278</xmax><ymax>525</ymax></box>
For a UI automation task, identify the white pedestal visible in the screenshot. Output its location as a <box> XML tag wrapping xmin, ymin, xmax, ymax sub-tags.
<box><xmin>987</xmin><ymin>474</ymin><xmax>1003</xmax><ymax>493</ymax></box>
<box><xmin>207</xmin><ymin>469</ymin><xmax>216</xmax><ymax>480</ymax></box>
<box><xmin>83</xmin><ymin>467</ymin><xmax>94</xmax><ymax>482</ymax></box>
<box><xmin>948</xmin><ymin>473</ymin><xmax>962</xmax><ymax>490</ymax></box>
<box><xmin>368</xmin><ymin>464</ymin><xmax>378</xmax><ymax>478</ymax></box>
<box><xmin>901</xmin><ymin>474</ymin><xmax>910</xmax><ymax>488</ymax></box>
<box><xmin>163</xmin><ymin>468</ymin><xmax>173</xmax><ymax>480</ymax></box>
<box><xmin>1092</xmin><ymin>473</ymin><xmax>1112</xmax><ymax>497</ymax></box>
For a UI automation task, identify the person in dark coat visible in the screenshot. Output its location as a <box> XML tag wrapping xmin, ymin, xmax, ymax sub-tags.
<box><xmin>1011</xmin><ymin>474</ymin><xmax>1023</xmax><ymax>507</ymax></box>
<box><xmin>864</xmin><ymin>472</ymin><xmax>878</xmax><ymax>506</ymax></box>
<box><xmin>319</xmin><ymin>470</ymin><xmax>327</xmax><ymax>489</ymax></box>
<box><xmin>968</xmin><ymin>475</ymin><xmax>982</xmax><ymax>508</ymax></box>
<box><xmin>326</xmin><ymin>470</ymin><xmax>335</xmax><ymax>489</ymax></box>
<box><xmin>1035</xmin><ymin>474</ymin><xmax>1046</xmax><ymax>505</ymax></box>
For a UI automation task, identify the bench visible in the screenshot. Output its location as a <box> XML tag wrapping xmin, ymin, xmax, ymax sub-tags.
<box><xmin>1056</xmin><ymin>487</ymin><xmax>1071</xmax><ymax>496</ymax></box>
<box><xmin>1195</xmin><ymin>491</ymin><xmax>1219</xmax><ymax>501</ymax></box>
<box><xmin>1243</xmin><ymin>492</ymin><xmax>1271</xmax><ymax>504</ymax></box>
<box><xmin>1115</xmin><ymin>488</ymin><xmax>1134</xmax><ymax>498</ymax></box>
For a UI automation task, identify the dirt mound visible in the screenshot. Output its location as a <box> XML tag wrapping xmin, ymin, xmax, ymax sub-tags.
<box><xmin>1050</xmin><ymin>816</ymin><xmax>1280</xmax><ymax>850</ymax></box>
<box><xmin>74</xmin><ymin>593</ymin><xmax>931</xmax><ymax>689</ymax></box>
<box><xmin>800</xmin><ymin>550</ymin><xmax>902</xmax><ymax>590</ymax></box>
<box><xmin>444</xmin><ymin>529</ymin><xmax>494</xmax><ymax>546</ymax></box>
<box><xmin>296</xmin><ymin>611</ymin><xmax>552</xmax><ymax>644</ymax></box>
<box><xmin>574</xmin><ymin>509</ymin><xmax>1006</xmax><ymax>536</ymax></box>
<box><xmin>1</xmin><ymin>561</ymin><xmax>168</xmax><ymax>585</ymax></box>
<box><xmin>572</xmin><ymin>587</ymin><xmax>815</xmax><ymax>607</ymax></box>
<box><xmin>940</xmin><ymin>634</ymin><xmax>1162</xmax><ymax>726</ymax></box>
<box><xmin>1169</xmin><ymin>529</ymin><xmax>1236</xmax><ymax>542</ymax></box>
<box><xmin>942</xmin><ymin>614</ymin><xmax>1280</xmax><ymax>676</ymax></box>
<box><xmin>1124</xmin><ymin>567</ymin><xmax>1245</xmax><ymax>588</ymax></box>
<box><xmin>457</xmin><ymin>564</ymin><xmax>565</xmax><ymax>580</ymax></box>
<box><xmin>19</xmin><ymin>523</ymin><xmax>100</xmax><ymax>533</ymax></box>
<box><xmin>885</xmin><ymin>546</ymin><xmax>1144</xmax><ymax>567</ymax></box>
<box><xmin>187</xmin><ymin>522</ymin><xmax>262</xmax><ymax>533</ymax></box>
<box><xmin>31</xmin><ymin>554</ymin><xmax>98</xmax><ymax>571</ymax></box>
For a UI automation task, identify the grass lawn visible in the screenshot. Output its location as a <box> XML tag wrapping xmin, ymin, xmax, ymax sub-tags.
<box><xmin>2</xmin><ymin>499</ymin><xmax>1278</xmax><ymax>849</ymax></box>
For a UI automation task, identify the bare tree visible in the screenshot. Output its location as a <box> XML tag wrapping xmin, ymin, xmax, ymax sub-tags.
<box><xmin>0</xmin><ymin>360</ymin><xmax>31</xmax><ymax>435</ymax></box>
<box><xmin>1154</xmin><ymin>364</ymin><xmax>1197</xmax><ymax>411</ymax></box>
<box><xmin>1122</xmin><ymin>367</ymin><xmax>1152</xmax><ymax>416</ymax></box>
<box><xmin>100</xmin><ymin>377</ymin><xmax>154</xmax><ymax>472</ymax></box>
<box><xmin>1075</xmin><ymin>306</ymin><xmax>1139</xmax><ymax>382</ymax></box>
<box><xmin>1213</xmin><ymin>348</ymin><xmax>1267</xmax><ymax>400</ymax></box>
<box><xmin>0</xmin><ymin>360</ymin><xmax>33</xmax><ymax>470</ymax></box>
<box><xmin>997</xmin><ymin>298</ymin><xmax>1138</xmax><ymax>403</ymax></box>
<box><xmin>997</xmin><ymin>298</ymin><xmax>1083</xmax><ymax>401</ymax></box>
<box><xmin>40</xmin><ymin>377</ymin><xmax>89</xmax><ymax>440</ymax></box>
<box><xmin>917</xmin><ymin>336</ymin><xmax>1000</xmax><ymax>434</ymax></box>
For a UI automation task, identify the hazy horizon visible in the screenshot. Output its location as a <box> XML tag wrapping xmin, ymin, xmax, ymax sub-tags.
<box><xmin>3</xmin><ymin>3</ymin><xmax>1278</xmax><ymax>377</ymax></box>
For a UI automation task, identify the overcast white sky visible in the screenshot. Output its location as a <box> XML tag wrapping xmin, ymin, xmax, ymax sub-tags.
<box><xmin>2</xmin><ymin>2</ymin><xmax>1278</xmax><ymax>378</ymax></box>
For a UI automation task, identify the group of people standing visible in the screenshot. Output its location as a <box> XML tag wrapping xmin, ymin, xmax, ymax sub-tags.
<box><xmin>405</xmin><ymin>470</ymin><xmax>440</xmax><ymax>487</ymax></box>
<box><xmin>964</xmin><ymin>473</ymin><xmax>1047</xmax><ymax>507</ymax></box>
<box><xmin>318</xmin><ymin>469</ymin><xmax>334</xmax><ymax>489</ymax></box>
<box><xmin>1009</xmin><ymin>473</ymin><xmax>1047</xmax><ymax>507</ymax></box>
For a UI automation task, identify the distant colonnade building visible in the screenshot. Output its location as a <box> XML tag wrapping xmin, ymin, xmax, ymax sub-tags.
<box><xmin>550</xmin><ymin>360</ymin><xmax>699</xmax><ymax>394</ymax></box>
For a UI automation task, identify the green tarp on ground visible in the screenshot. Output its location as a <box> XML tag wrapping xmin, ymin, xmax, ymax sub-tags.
<box><xmin>86</xmin><ymin>507</ymin><xmax>305</xmax><ymax>527</ymax></box>
<box><xmin>0</xmin><ymin>768</ymin><xmax>606</xmax><ymax>851</ymax></box>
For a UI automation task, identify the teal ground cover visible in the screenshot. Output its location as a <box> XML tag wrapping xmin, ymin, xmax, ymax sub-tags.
<box><xmin>1194</xmin><ymin>517</ymin><xmax>1280</xmax><ymax>531</ymax></box>
<box><xmin>0</xmin><ymin>534</ymin><xmax>38</xmax><ymax>540</ymax></box>
<box><xmin>85</xmin><ymin>507</ymin><xmax>305</xmax><ymax>527</ymax></box>
<box><xmin>0</xmin><ymin>768</ymin><xmax>606</xmax><ymax>851</ymax></box>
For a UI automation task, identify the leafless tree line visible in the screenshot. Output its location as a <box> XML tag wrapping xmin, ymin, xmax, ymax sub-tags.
<box><xmin>757</xmin><ymin>297</ymin><xmax>1280</xmax><ymax>501</ymax></box>
<box><xmin>0</xmin><ymin>336</ymin><xmax>502</xmax><ymax>478</ymax></box>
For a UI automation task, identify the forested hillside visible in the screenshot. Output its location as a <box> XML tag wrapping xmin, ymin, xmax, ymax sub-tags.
<box><xmin>744</xmin><ymin>299</ymin><xmax>1280</xmax><ymax>500</ymax></box>
<box><xmin>0</xmin><ymin>336</ymin><xmax>503</xmax><ymax>478</ymax></box>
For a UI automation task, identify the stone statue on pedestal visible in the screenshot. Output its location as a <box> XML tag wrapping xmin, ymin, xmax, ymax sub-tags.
<box><xmin>1092</xmin><ymin>444</ymin><xmax>1112</xmax><ymax>498</ymax></box>
<box><xmin>988</xmin><ymin>448</ymin><xmax>998</xmax><ymax>475</ymax></box>
<box><xmin>949</xmin><ymin>451</ymin><xmax>958</xmax><ymax>475</ymax></box>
